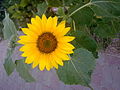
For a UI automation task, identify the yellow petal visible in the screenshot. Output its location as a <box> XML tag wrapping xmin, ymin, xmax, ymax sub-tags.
<box><xmin>32</xmin><ymin>53</ymin><xmax>40</xmax><ymax>68</ymax></box>
<box><xmin>58</xmin><ymin>21</ymin><xmax>65</xmax><ymax>27</ymax></box>
<box><xmin>25</xmin><ymin>56</ymin><xmax>34</xmax><ymax>64</ymax></box>
<box><xmin>57</xmin><ymin>48</ymin><xmax>74</xmax><ymax>54</ymax></box>
<box><xmin>45</xmin><ymin>59</ymin><xmax>52</xmax><ymax>71</ymax></box>
<box><xmin>55</xmin><ymin>50</ymin><xmax>70</xmax><ymax>60</ymax></box>
<box><xmin>58</xmin><ymin>42</ymin><xmax>75</xmax><ymax>50</ymax></box>
<box><xmin>20</xmin><ymin>45</ymin><xmax>39</xmax><ymax>57</ymax></box>
<box><xmin>39</xmin><ymin>54</ymin><xmax>46</xmax><ymax>71</ymax></box>
<box><xmin>21</xmin><ymin>28</ymin><xmax>38</xmax><ymax>37</ymax></box>
<box><xmin>42</xmin><ymin>14</ymin><xmax>47</xmax><ymax>27</ymax></box>
<box><xmin>27</xmin><ymin>24</ymin><xmax>41</xmax><ymax>35</ymax></box>
<box><xmin>18</xmin><ymin>35</ymin><xmax>37</xmax><ymax>44</ymax></box>
<box><xmin>58</xmin><ymin>36</ymin><xmax>75</xmax><ymax>42</ymax></box>
<box><xmin>53</xmin><ymin>16</ymin><xmax>58</xmax><ymax>27</ymax></box>
<box><xmin>31</xmin><ymin>16</ymin><xmax>43</xmax><ymax>34</ymax></box>
<box><xmin>49</xmin><ymin>54</ymin><xmax>58</xmax><ymax>69</ymax></box>
<box><xmin>35</xmin><ymin>15</ymin><xmax>42</xmax><ymax>21</ymax></box>
<box><xmin>21</xmin><ymin>52</ymin><xmax>29</xmax><ymax>57</ymax></box>
<box><xmin>56</xmin><ymin>21</ymin><xmax>65</xmax><ymax>34</ymax></box>
<box><xmin>31</xmin><ymin>17</ymin><xmax>36</xmax><ymax>24</ymax></box>
<box><xmin>46</xmin><ymin>17</ymin><xmax>53</xmax><ymax>32</ymax></box>
<box><xmin>32</xmin><ymin>62</ymin><xmax>38</xmax><ymax>69</ymax></box>
<box><xmin>35</xmin><ymin>16</ymin><xmax>43</xmax><ymax>31</ymax></box>
<box><xmin>61</xmin><ymin>27</ymin><xmax>71</xmax><ymax>36</ymax></box>
<box><xmin>53</xmin><ymin>55</ymin><xmax>63</xmax><ymax>66</ymax></box>
<box><xmin>21</xmin><ymin>51</ymin><xmax>33</xmax><ymax>57</ymax></box>
<box><xmin>55</xmin><ymin>21</ymin><xmax>71</xmax><ymax>37</ymax></box>
<box><xmin>51</xmin><ymin>60</ymin><xmax>58</xmax><ymax>69</ymax></box>
<box><xmin>19</xmin><ymin>44</ymin><xmax>37</xmax><ymax>52</ymax></box>
<box><xmin>17</xmin><ymin>40</ymin><xmax>36</xmax><ymax>44</ymax></box>
<box><xmin>45</xmin><ymin>54</ymin><xmax>53</xmax><ymax>71</ymax></box>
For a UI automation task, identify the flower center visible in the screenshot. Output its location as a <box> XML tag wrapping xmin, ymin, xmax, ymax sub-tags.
<box><xmin>37</xmin><ymin>32</ymin><xmax>57</xmax><ymax>54</ymax></box>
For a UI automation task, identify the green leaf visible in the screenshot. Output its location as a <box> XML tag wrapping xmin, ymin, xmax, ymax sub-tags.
<box><xmin>20</xmin><ymin>0</ymin><xmax>30</xmax><ymax>7</ymax></box>
<box><xmin>15</xmin><ymin>60</ymin><xmax>35</xmax><ymax>82</ymax></box>
<box><xmin>112</xmin><ymin>19</ymin><xmax>120</xmax><ymax>33</ymax></box>
<box><xmin>48</xmin><ymin>0</ymin><xmax>62</xmax><ymax>7</ymax></box>
<box><xmin>94</xmin><ymin>17</ymin><xmax>120</xmax><ymax>38</ymax></box>
<box><xmin>37</xmin><ymin>2</ymin><xmax>48</xmax><ymax>16</ymax></box>
<box><xmin>64</xmin><ymin>0</ymin><xmax>82</xmax><ymax>5</ymax></box>
<box><xmin>94</xmin><ymin>23</ymin><xmax>114</xmax><ymax>38</ymax></box>
<box><xmin>0</xmin><ymin>22</ymin><xmax>3</xmax><ymax>38</ymax></box>
<box><xmin>56</xmin><ymin>7</ymin><xmax>65</xmax><ymax>16</ymax></box>
<box><xmin>73</xmin><ymin>29</ymin><xmax>98</xmax><ymax>52</ymax></box>
<box><xmin>70</xmin><ymin>6</ymin><xmax>94</xmax><ymax>25</ymax></box>
<box><xmin>91</xmin><ymin>0</ymin><xmax>120</xmax><ymax>17</ymax></box>
<box><xmin>8</xmin><ymin>4</ymin><xmax>18</xmax><ymax>14</ymax></box>
<box><xmin>69</xmin><ymin>0</ymin><xmax>120</xmax><ymax>18</ymax></box>
<box><xmin>3</xmin><ymin>35</ymin><xmax>17</xmax><ymax>76</ymax></box>
<box><xmin>57</xmin><ymin>48</ymin><xmax>96</xmax><ymax>87</ymax></box>
<box><xmin>4</xmin><ymin>57</ymin><xmax>16</xmax><ymax>76</ymax></box>
<box><xmin>2</xmin><ymin>12</ymin><xmax>17</xmax><ymax>40</ymax></box>
<box><xmin>11</xmin><ymin>10</ymin><xmax>23</xmax><ymax>19</ymax></box>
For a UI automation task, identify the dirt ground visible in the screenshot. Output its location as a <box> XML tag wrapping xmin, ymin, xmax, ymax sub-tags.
<box><xmin>0</xmin><ymin>40</ymin><xmax>120</xmax><ymax>90</ymax></box>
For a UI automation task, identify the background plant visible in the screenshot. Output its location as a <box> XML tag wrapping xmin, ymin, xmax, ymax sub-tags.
<box><xmin>0</xmin><ymin>0</ymin><xmax>120</xmax><ymax>89</ymax></box>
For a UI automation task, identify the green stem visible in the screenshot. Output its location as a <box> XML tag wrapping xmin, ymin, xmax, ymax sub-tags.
<box><xmin>69</xmin><ymin>2</ymin><xmax>92</xmax><ymax>17</ymax></box>
<box><xmin>62</xmin><ymin>0</ymin><xmax>65</xmax><ymax>6</ymax></box>
<box><xmin>45</xmin><ymin>0</ymin><xmax>48</xmax><ymax>5</ymax></box>
<box><xmin>69</xmin><ymin>0</ymin><xmax>115</xmax><ymax>17</ymax></box>
<box><xmin>88</xmin><ymin>85</ymin><xmax>94</xmax><ymax>90</ymax></box>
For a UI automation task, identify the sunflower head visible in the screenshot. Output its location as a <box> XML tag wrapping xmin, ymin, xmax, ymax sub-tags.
<box><xmin>18</xmin><ymin>14</ymin><xmax>75</xmax><ymax>71</ymax></box>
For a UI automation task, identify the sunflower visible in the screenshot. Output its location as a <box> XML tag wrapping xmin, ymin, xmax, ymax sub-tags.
<box><xmin>18</xmin><ymin>14</ymin><xmax>75</xmax><ymax>71</ymax></box>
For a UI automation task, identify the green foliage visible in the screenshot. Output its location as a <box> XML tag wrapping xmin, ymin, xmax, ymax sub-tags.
<box><xmin>2</xmin><ymin>11</ymin><xmax>35</xmax><ymax>82</ymax></box>
<box><xmin>1</xmin><ymin>0</ymin><xmax>21</xmax><ymax>8</ymax></box>
<box><xmin>15</xmin><ymin>60</ymin><xmax>35</xmax><ymax>82</ymax></box>
<box><xmin>95</xmin><ymin>23</ymin><xmax>115</xmax><ymax>38</ymax></box>
<box><xmin>91</xmin><ymin>0</ymin><xmax>120</xmax><ymax>17</ymax></box>
<box><xmin>0</xmin><ymin>22</ymin><xmax>3</xmax><ymax>38</ymax></box>
<box><xmin>4</xmin><ymin>48</ymin><xmax>16</xmax><ymax>76</ymax></box>
<box><xmin>73</xmin><ymin>29</ymin><xmax>97</xmax><ymax>51</ymax></box>
<box><xmin>20</xmin><ymin>0</ymin><xmax>30</xmax><ymax>7</ymax></box>
<box><xmin>4</xmin><ymin>35</ymin><xmax>17</xmax><ymax>76</ymax></box>
<box><xmin>94</xmin><ymin>17</ymin><xmax>120</xmax><ymax>38</ymax></box>
<box><xmin>37</xmin><ymin>2</ymin><xmax>48</xmax><ymax>16</ymax></box>
<box><xmin>70</xmin><ymin>7</ymin><xmax>94</xmax><ymax>25</ymax></box>
<box><xmin>2</xmin><ymin>12</ymin><xmax>17</xmax><ymax>39</ymax></box>
<box><xmin>48</xmin><ymin>0</ymin><xmax>62</xmax><ymax>7</ymax></box>
<box><xmin>2</xmin><ymin>12</ymin><xmax>17</xmax><ymax>75</ymax></box>
<box><xmin>57</xmin><ymin>48</ymin><xmax>96</xmax><ymax>88</ymax></box>
<box><xmin>64</xmin><ymin>0</ymin><xmax>83</xmax><ymax>5</ymax></box>
<box><xmin>56</xmin><ymin>7</ymin><xmax>65</xmax><ymax>16</ymax></box>
<box><xmin>0</xmin><ymin>5</ymin><xmax>5</xmax><ymax>21</ymax></box>
<box><xmin>6</xmin><ymin>0</ymin><xmax>40</xmax><ymax>27</ymax></box>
